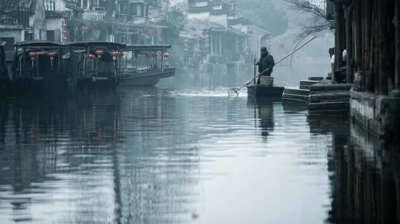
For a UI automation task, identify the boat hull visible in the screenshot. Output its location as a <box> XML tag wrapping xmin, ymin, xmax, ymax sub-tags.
<box><xmin>247</xmin><ymin>85</ymin><xmax>284</xmax><ymax>98</ymax></box>
<box><xmin>119</xmin><ymin>68</ymin><xmax>175</xmax><ymax>87</ymax></box>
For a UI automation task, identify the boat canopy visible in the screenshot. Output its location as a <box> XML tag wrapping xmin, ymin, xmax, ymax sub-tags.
<box><xmin>15</xmin><ymin>41</ymin><xmax>61</xmax><ymax>49</ymax></box>
<box><xmin>124</xmin><ymin>44</ymin><xmax>171</xmax><ymax>52</ymax></box>
<box><xmin>66</xmin><ymin>41</ymin><xmax>126</xmax><ymax>49</ymax></box>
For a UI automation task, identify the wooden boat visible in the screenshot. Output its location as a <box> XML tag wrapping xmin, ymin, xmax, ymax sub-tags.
<box><xmin>247</xmin><ymin>84</ymin><xmax>284</xmax><ymax>98</ymax></box>
<box><xmin>119</xmin><ymin>44</ymin><xmax>175</xmax><ymax>87</ymax></box>
<box><xmin>65</xmin><ymin>41</ymin><xmax>126</xmax><ymax>89</ymax></box>
<box><xmin>245</xmin><ymin>62</ymin><xmax>284</xmax><ymax>99</ymax></box>
<box><xmin>14</xmin><ymin>41</ymin><xmax>66</xmax><ymax>92</ymax></box>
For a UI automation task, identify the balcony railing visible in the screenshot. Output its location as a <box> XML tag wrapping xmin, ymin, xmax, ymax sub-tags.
<box><xmin>82</xmin><ymin>11</ymin><xmax>106</xmax><ymax>21</ymax></box>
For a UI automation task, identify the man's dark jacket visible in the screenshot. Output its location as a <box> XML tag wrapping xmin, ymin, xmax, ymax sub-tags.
<box><xmin>257</xmin><ymin>52</ymin><xmax>275</xmax><ymax>76</ymax></box>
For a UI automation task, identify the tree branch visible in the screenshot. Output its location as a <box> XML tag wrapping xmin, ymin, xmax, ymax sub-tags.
<box><xmin>283</xmin><ymin>0</ymin><xmax>331</xmax><ymax>38</ymax></box>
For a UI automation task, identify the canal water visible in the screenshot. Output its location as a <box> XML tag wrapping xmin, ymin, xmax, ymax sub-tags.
<box><xmin>0</xmin><ymin>88</ymin><xmax>399</xmax><ymax>224</ymax></box>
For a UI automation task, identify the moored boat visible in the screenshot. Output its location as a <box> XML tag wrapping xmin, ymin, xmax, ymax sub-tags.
<box><xmin>119</xmin><ymin>44</ymin><xmax>175</xmax><ymax>87</ymax></box>
<box><xmin>14</xmin><ymin>41</ymin><xmax>66</xmax><ymax>92</ymax></box>
<box><xmin>65</xmin><ymin>41</ymin><xmax>126</xmax><ymax>89</ymax></box>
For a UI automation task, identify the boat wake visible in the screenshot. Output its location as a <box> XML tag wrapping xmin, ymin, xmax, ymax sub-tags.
<box><xmin>170</xmin><ymin>88</ymin><xmax>248</xmax><ymax>97</ymax></box>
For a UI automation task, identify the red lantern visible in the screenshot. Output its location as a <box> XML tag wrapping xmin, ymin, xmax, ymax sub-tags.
<box><xmin>111</xmin><ymin>51</ymin><xmax>122</xmax><ymax>61</ymax></box>
<box><xmin>88</xmin><ymin>54</ymin><xmax>95</xmax><ymax>60</ymax></box>
<box><xmin>29</xmin><ymin>52</ymin><xmax>37</xmax><ymax>57</ymax></box>
<box><xmin>163</xmin><ymin>52</ymin><xmax>169</xmax><ymax>59</ymax></box>
<box><xmin>95</xmin><ymin>50</ymin><xmax>104</xmax><ymax>57</ymax></box>
<box><xmin>47</xmin><ymin>52</ymin><xmax>57</xmax><ymax>56</ymax></box>
<box><xmin>111</xmin><ymin>51</ymin><xmax>120</xmax><ymax>56</ymax></box>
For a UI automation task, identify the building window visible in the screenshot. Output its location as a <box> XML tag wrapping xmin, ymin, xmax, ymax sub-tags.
<box><xmin>45</xmin><ymin>0</ymin><xmax>56</xmax><ymax>11</ymax></box>
<box><xmin>47</xmin><ymin>30</ymin><xmax>55</xmax><ymax>41</ymax></box>
<box><xmin>131</xmin><ymin>3</ymin><xmax>143</xmax><ymax>17</ymax></box>
<box><xmin>24</xmin><ymin>32</ymin><xmax>34</xmax><ymax>41</ymax></box>
<box><xmin>82</xmin><ymin>0</ymin><xmax>89</xmax><ymax>9</ymax></box>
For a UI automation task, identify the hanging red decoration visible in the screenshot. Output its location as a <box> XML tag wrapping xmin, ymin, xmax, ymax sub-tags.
<box><xmin>47</xmin><ymin>52</ymin><xmax>57</xmax><ymax>56</ymax></box>
<box><xmin>95</xmin><ymin>50</ymin><xmax>104</xmax><ymax>55</ymax></box>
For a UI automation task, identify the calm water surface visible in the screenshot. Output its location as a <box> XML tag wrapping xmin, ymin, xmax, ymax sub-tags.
<box><xmin>0</xmin><ymin>88</ymin><xmax>399</xmax><ymax>224</ymax></box>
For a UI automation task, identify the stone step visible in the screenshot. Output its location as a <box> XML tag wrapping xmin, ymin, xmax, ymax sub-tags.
<box><xmin>282</xmin><ymin>88</ymin><xmax>310</xmax><ymax>103</ymax></box>
<box><xmin>308</xmin><ymin>109</ymin><xmax>350</xmax><ymax>116</ymax></box>
<box><xmin>308</xmin><ymin>101</ymin><xmax>350</xmax><ymax>111</ymax></box>
<box><xmin>309</xmin><ymin>84</ymin><xmax>352</xmax><ymax>92</ymax></box>
<box><xmin>283</xmin><ymin>88</ymin><xmax>310</xmax><ymax>96</ymax></box>
<box><xmin>282</xmin><ymin>94</ymin><xmax>309</xmax><ymax>103</ymax></box>
<box><xmin>300</xmin><ymin>80</ymin><xmax>321</xmax><ymax>90</ymax></box>
<box><xmin>309</xmin><ymin>91</ymin><xmax>350</xmax><ymax>103</ymax></box>
<box><xmin>308</xmin><ymin>76</ymin><xmax>325</xmax><ymax>81</ymax></box>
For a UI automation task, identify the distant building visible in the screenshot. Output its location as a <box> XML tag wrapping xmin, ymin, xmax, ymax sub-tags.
<box><xmin>0</xmin><ymin>0</ymin><xmax>168</xmax><ymax>44</ymax></box>
<box><xmin>0</xmin><ymin>0</ymin><xmax>33</xmax><ymax>48</ymax></box>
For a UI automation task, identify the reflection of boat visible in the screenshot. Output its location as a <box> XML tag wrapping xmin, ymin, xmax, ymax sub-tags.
<box><xmin>120</xmin><ymin>45</ymin><xmax>175</xmax><ymax>87</ymax></box>
<box><xmin>247</xmin><ymin>98</ymin><xmax>275</xmax><ymax>138</ymax></box>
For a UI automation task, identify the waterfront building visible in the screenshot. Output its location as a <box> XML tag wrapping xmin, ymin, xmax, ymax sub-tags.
<box><xmin>331</xmin><ymin>0</ymin><xmax>400</xmax><ymax>147</ymax></box>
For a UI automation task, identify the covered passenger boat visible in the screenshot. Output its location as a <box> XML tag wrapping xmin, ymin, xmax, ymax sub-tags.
<box><xmin>120</xmin><ymin>44</ymin><xmax>175</xmax><ymax>87</ymax></box>
<box><xmin>65</xmin><ymin>42</ymin><xmax>125</xmax><ymax>88</ymax></box>
<box><xmin>14</xmin><ymin>41</ymin><xmax>66</xmax><ymax>91</ymax></box>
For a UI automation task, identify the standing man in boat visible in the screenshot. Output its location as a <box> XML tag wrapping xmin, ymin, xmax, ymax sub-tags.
<box><xmin>256</xmin><ymin>47</ymin><xmax>275</xmax><ymax>84</ymax></box>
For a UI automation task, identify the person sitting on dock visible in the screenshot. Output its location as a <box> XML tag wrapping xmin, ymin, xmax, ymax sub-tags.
<box><xmin>256</xmin><ymin>47</ymin><xmax>275</xmax><ymax>84</ymax></box>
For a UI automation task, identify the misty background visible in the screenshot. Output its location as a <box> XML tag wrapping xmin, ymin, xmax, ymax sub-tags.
<box><xmin>161</xmin><ymin>0</ymin><xmax>333</xmax><ymax>89</ymax></box>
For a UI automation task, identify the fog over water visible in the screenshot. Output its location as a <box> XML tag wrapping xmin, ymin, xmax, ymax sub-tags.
<box><xmin>161</xmin><ymin>0</ymin><xmax>333</xmax><ymax>89</ymax></box>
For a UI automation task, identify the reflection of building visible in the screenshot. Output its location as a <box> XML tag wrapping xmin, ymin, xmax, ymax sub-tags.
<box><xmin>307</xmin><ymin>115</ymin><xmax>400</xmax><ymax>224</ymax></box>
<box><xmin>329</xmin><ymin>124</ymin><xmax>400</xmax><ymax>224</ymax></box>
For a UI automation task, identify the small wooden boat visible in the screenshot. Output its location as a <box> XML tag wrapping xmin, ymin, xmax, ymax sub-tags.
<box><xmin>247</xmin><ymin>84</ymin><xmax>284</xmax><ymax>98</ymax></box>
<box><xmin>120</xmin><ymin>44</ymin><xmax>175</xmax><ymax>87</ymax></box>
<box><xmin>245</xmin><ymin>62</ymin><xmax>284</xmax><ymax>98</ymax></box>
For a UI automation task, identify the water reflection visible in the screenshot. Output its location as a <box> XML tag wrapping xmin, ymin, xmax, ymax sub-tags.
<box><xmin>308</xmin><ymin>114</ymin><xmax>400</xmax><ymax>224</ymax></box>
<box><xmin>0</xmin><ymin>89</ymin><xmax>399</xmax><ymax>223</ymax></box>
<box><xmin>247</xmin><ymin>99</ymin><xmax>275</xmax><ymax>139</ymax></box>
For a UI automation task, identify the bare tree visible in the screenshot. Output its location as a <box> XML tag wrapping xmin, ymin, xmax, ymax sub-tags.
<box><xmin>283</xmin><ymin>0</ymin><xmax>332</xmax><ymax>39</ymax></box>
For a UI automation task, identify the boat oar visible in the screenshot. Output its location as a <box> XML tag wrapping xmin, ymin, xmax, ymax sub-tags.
<box><xmin>228</xmin><ymin>36</ymin><xmax>317</xmax><ymax>96</ymax></box>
